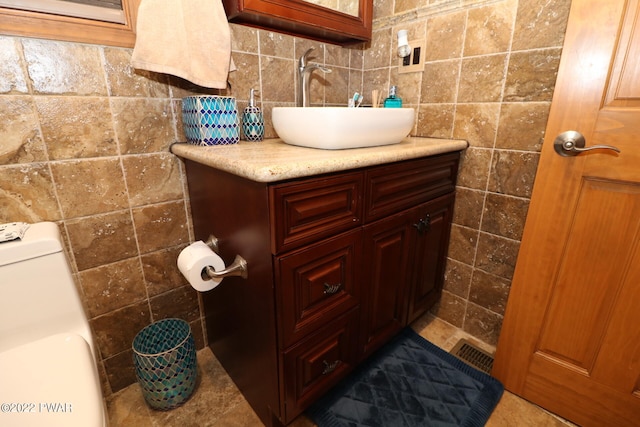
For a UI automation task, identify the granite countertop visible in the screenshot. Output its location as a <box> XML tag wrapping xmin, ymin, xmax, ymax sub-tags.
<box><xmin>170</xmin><ymin>137</ymin><xmax>468</xmax><ymax>183</ymax></box>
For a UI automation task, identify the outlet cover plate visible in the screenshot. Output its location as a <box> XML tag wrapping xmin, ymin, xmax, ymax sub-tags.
<box><xmin>398</xmin><ymin>39</ymin><xmax>425</xmax><ymax>74</ymax></box>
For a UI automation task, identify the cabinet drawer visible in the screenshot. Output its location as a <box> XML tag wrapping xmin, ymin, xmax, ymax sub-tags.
<box><xmin>276</xmin><ymin>229</ymin><xmax>361</xmax><ymax>348</ymax></box>
<box><xmin>282</xmin><ymin>310</ymin><xmax>359</xmax><ymax>423</ymax></box>
<box><xmin>364</xmin><ymin>153</ymin><xmax>459</xmax><ymax>223</ymax></box>
<box><xmin>270</xmin><ymin>173</ymin><xmax>362</xmax><ymax>254</ymax></box>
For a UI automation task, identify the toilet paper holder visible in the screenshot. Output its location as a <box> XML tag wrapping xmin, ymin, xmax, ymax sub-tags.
<box><xmin>201</xmin><ymin>235</ymin><xmax>248</xmax><ymax>280</ymax></box>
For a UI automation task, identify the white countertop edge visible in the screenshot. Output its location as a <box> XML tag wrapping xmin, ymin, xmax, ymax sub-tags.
<box><xmin>170</xmin><ymin>137</ymin><xmax>468</xmax><ymax>183</ymax></box>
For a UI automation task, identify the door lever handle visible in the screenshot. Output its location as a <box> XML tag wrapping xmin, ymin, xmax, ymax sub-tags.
<box><xmin>553</xmin><ymin>130</ymin><xmax>620</xmax><ymax>157</ymax></box>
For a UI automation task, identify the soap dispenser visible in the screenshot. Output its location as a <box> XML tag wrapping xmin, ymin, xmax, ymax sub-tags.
<box><xmin>242</xmin><ymin>88</ymin><xmax>264</xmax><ymax>142</ymax></box>
<box><xmin>383</xmin><ymin>85</ymin><xmax>403</xmax><ymax>108</ymax></box>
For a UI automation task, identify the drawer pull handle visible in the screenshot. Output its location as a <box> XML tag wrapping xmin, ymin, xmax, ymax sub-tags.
<box><xmin>323</xmin><ymin>283</ymin><xmax>342</xmax><ymax>295</ymax></box>
<box><xmin>322</xmin><ymin>360</ymin><xmax>340</xmax><ymax>375</ymax></box>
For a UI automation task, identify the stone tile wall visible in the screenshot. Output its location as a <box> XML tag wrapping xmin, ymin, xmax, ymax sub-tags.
<box><xmin>0</xmin><ymin>26</ymin><xmax>363</xmax><ymax>397</ymax></box>
<box><xmin>367</xmin><ymin>0</ymin><xmax>572</xmax><ymax>345</ymax></box>
<box><xmin>0</xmin><ymin>0</ymin><xmax>571</xmax><ymax>397</ymax></box>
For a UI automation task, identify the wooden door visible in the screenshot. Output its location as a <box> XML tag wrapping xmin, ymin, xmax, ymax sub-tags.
<box><xmin>492</xmin><ymin>0</ymin><xmax>640</xmax><ymax>426</ymax></box>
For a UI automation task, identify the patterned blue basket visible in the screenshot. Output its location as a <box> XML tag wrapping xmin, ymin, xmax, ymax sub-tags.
<box><xmin>182</xmin><ymin>96</ymin><xmax>240</xmax><ymax>145</ymax></box>
<box><xmin>132</xmin><ymin>318</ymin><xmax>197</xmax><ymax>410</ymax></box>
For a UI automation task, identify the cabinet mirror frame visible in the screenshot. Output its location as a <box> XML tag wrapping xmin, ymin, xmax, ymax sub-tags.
<box><xmin>0</xmin><ymin>0</ymin><xmax>140</xmax><ymax>47</ymax></box>
<box><xmin>224</xmin><ymin>0</ymin><xmax>373</xmax><ymax>45</ymax></box>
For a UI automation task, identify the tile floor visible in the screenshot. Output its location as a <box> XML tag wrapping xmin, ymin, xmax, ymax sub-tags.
<box><xmin>107</xmin><ymin>314</ymin><xmax>575</xmax><ymax>426</ymax></box>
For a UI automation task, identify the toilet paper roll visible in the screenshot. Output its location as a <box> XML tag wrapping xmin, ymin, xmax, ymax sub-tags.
<box><xmin>177</xmin><ymin>241</ymin><xmax>226</xmax><ymax>292</ymax></box>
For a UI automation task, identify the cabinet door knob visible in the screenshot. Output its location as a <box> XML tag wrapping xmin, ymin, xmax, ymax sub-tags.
<box><xmin>423</xmin><ymin>214</ymin><xmax>431</xmax><ymax>232</ymax></box>
<box><xmin>323</xmin><ymin>282</ymin><xmax>342</xmax><ymax>295</ymax></box>
<box><xmin>412</xmin><ymin>214</ymin><xmax>431</xmax><ymax>234</ymax></box>
<box><xmin>322</xmin><ymin>359</ymin><xmax>340</xmax><ymax>375</ymax></box>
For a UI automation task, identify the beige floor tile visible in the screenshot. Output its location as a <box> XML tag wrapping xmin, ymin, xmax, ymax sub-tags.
<box><xmin>487</xmin><ymin>391</ymin><xmax>572</xmax><ymax>427</ymax></box>
<box><xmin>412</xmin><ymin>314</ymin><xmax>460</xmax><ymax>349</ymax></box>
<box><xmin>106</xmin><ymin>384</ymin><xmax>154</xmax><ymax>427</ymax></box>
<box><xmin>209</xmin><ymin>400</ymin><xmax>267</xmax><ymax>427</ymax></box>
<box><xmin>108</xmin><ymin>313</ymin><xmax>573</xmax><ymax>427</ymax></box>
<box><xmin>148</xmin><ymin>350</ymin><xmax>247</xmax><ymax>427</ymax></box>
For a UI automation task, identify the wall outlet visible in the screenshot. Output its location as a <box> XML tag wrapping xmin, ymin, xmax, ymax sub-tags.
<box><xmin>398</xmin><ymin>39</ymin><xmax>425</xmax><ymax>74</ymax></box>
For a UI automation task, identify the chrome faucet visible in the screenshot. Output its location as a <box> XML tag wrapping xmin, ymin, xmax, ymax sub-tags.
<box><xmin>297</xmin><ymin>48</ymin><xmax>332</xmax><ymax>107</ymax></box>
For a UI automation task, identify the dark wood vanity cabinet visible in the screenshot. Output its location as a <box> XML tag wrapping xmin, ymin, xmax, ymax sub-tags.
<box><xmin>184</xmin><ymin>151</ymin><xmax>459</xmax><ymax>426</ymax></box>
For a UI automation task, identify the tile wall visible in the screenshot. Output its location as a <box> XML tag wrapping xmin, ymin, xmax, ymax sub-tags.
<box><xmin>0</xmin><ymin>25</ymin><xmax>364</xmax><ymax>398</ymax></box>
<box><xmin>365</xmin><ymin>0</ymin><xmax>572</xmax><ymax>345</ymax></box>
<box><xmin>0</xmin><ymin>0</ymin><xmax>571</xmax><ymax>398</ymax></box>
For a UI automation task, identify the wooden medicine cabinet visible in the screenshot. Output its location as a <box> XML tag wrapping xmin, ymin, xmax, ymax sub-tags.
<box><xmin>223</xmin><ymin>0</ymin><xmax>373</xmax><ymax>45</ymax></box>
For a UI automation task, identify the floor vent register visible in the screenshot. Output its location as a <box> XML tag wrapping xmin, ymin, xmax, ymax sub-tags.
<box><xmin>450</xmin><ymin>339</ymin><xmax>495</xmax><ymax>374</ymax></box>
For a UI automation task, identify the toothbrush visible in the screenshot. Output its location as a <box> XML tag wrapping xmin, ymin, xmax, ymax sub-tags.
<box><xmin>351</xmin><ymin>92</ymin><xmax>360</xmax><ymax>108</ymax></box>
<box><xmin>356</xmin><ymin>93</ymin><xmax>363</xmax><ymax>108</ymax></box>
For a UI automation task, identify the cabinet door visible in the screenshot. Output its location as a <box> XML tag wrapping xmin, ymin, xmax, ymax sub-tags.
<box><xmin>359</xmin><ymin>208</ymin><xmax>413</xmax><ymax>359</ymax></box>
<box><xmin>360</xmin><ymin>193</ymin><xmax>455</xmax><ymax>358</ymax></box>
<box><xmin>405</xmin><ymin>193</ymin><xmax>455</xmax><ymax>325</ymax></box>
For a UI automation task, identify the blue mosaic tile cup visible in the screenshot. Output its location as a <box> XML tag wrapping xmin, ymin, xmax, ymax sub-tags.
<box><xmin>182</xmin><ymin>96</ymin><xmax>240</xmax><ymax>145</ymax></box>
<box><xmin>132</xmin><ymin>318</ymin><xmax>197</xmax><ymax>410</ymax></box>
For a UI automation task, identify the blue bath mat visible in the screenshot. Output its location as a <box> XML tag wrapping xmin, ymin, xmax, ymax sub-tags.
<box><xmin>307</xmin><ymin>328</ymin><xmax>504</xmax><ymax>427</ymax></box>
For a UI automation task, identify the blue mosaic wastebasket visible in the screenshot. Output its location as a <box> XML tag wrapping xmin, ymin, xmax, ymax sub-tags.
<box><xmin>132</xmin><ymin>318</ymin><xmax>197</xmax><ymax>410</ymax></box>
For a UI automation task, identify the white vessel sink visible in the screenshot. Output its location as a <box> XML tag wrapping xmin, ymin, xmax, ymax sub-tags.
<box><xmin>272</xmin><ymin>107</ymin><xmax>415</xmax><ymax>150</ymax></box>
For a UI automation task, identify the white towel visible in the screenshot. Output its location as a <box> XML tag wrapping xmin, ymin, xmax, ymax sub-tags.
<box><xmin>132</xmin><ymin>0</ymin><xmax>235</xmax><ymax>89</ymax></box>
